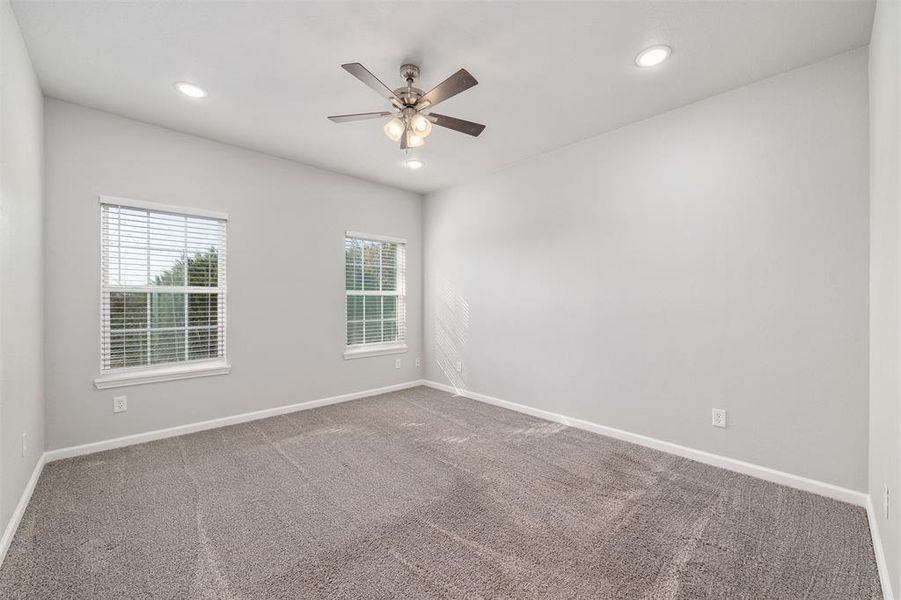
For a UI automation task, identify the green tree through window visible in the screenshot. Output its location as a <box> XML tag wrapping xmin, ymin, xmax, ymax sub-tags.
<box><xmin>107</xmin><ymin>248</ymin><xmax>221</xmax><ymax>368</ymax></box>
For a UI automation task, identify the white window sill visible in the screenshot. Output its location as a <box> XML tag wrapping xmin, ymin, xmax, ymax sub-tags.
<box><xmin>343</xmin><ymin>343</ymin><xmax>408</xmax><ymax>360</ymax></box>
<box><xmin>94</xmin><ymin>360</ymin><xmax>231</xmax><ymax>389</ymax></box>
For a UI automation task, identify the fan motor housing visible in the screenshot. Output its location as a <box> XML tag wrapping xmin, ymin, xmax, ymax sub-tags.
<box><xmin>394</xmin><ymin>86</ymin><xmax>423</xmax><ymax>106</ymax></box>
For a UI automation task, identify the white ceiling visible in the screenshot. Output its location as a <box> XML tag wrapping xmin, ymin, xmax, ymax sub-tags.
<box><xmin>12</xmin><ymin>1</ymin><xmax>874</xmax><ymax>194</ymax></box>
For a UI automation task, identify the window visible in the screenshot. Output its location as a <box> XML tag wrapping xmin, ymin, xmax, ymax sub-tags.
<box><xmin>344</xmin><ymin>232</ymin><xmax>406</xmax><ymax>358</ymax></box>
<box><xmin>95</xmin><ymin>196</ymin><xmax>229</xmax><ymax>388</ymax></box>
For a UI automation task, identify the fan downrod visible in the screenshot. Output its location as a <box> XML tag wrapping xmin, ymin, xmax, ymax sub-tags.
<box><xmin>395</xmin><ymin>64</ymin><xmax>423</xmax><ymax>106</ymax></box>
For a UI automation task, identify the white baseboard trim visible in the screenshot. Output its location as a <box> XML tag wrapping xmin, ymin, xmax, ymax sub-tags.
<box><xmin>867</xmin><ymin>496</ymin><xmax>896</xmax><ymax>600</ymax></box>
<box><xmin>422</xmin><ymin>380</ymin><xmax>867</xmax><ymax>507</ymax></box>
<box><xmin>45</xmin><ymin>379</ymin><xmax>426</xmax><ymax>463</ymax></box>
<box><xmin>0</xmin><ymin>453</ymin><xmax>46</xmax><ymax>569</ymax></box>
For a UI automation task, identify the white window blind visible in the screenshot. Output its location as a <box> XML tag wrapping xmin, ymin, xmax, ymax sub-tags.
<box><xmin>345</xmin><ymin>233</ymin><xmax>406</xmax><ymax>352</ymax></box>
<box><xmin>100</xmin><ymin>198</ymin><xmax>227</xmax><ymax>372</ymax></box>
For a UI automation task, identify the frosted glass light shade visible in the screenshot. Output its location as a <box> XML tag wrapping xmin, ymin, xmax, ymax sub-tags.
<box><xmin>410</xmin><ymin>114</ymin><xmax>432</xmax><ymax>137</ymax></box>
<box><xmin>383</xmin><ymin>117</ymin><xmax>405</xmax><ymax>141</ymax></box>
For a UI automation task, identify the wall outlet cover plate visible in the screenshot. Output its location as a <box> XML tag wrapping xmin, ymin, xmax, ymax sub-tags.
<box><xmin>712</xmin><ymin>408</ymin><xmax>727</xmax><ymax>428</ymax></box>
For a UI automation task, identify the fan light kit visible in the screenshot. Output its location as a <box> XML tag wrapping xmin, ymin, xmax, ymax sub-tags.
<box><xmin>174</xmin><ymin>81</ymin><xmax>208</xmax><ymax>98</ymax></box>
<box><xmin>329</xmin><ymin>63</ymin><xmax>485</xmax><ymax>154</ymax></box>
<box><xmin>635</xmin><ymin>45</ymin><xmax>672</xmax><ymax>68</ymax></box>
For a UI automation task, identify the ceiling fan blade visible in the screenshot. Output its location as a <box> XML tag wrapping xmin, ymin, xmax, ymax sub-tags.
<box><xmin>415</xmin><ymin>69</ymin><xmax>478</xmax><ymax>110</ymax></box>
<box><xmin>428</xmin><ymin>113</ymin><xmax>486</xmax><ymax>137</ymax></box>
<box><xmin>341</xmin><ymin>63</ymin><xmax>404</xmax><ymax>108</ymax></box>
<box><xmin>328</xmin><ymin>111</ymin><xmax>393</xmax><ymax>123</ymax></box>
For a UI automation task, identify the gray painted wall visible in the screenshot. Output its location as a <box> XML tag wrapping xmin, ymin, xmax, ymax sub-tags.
<box><xmin>424</xmin><ymin>49</ymin><xmax>869</xmax><ymax>492</ymax></box>
<box><xmin>869</xmin><ymin>1</ymin><xmax>900</xmax><ymax>595</ymax></box>
<box><xmin>0</xmin><ymin>0</ymin><xmax>44</xmax><ymax>532</ymax></box>
<box><xmin>43</xmin><ymin>99</ymin><xmax>423</xmax><ymax>450</ymax></box>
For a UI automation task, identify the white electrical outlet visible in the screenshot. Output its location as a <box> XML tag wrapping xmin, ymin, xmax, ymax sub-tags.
<box><xmin>455</xmin><ymin>361</ymin><xmax>463</xmax><ymax>373</ymax></box>
<box><xmin>21</xmin><ymin>432</ymin><xmax>27</xmax><ymax>458</ymax></box>
<box><xmin>711</xmin><ymin>408</ymin><xmax>727</xmax><ymax>428</ymax></box>
<box><xmin>395</xmin><ymin>358</ymin><xmax>402</xmax><ymax>369</ymax></box>
<box><xmin>415</xmin><ymin>357</ymin><xmax>422</xmax><ymax>368</ymax></box>
<box><xmin>884</xmin><ymin>483</ymin><xmax>890</xmax><ymax>520</ymax></box>
<box><xmin>113</xmin><ymin>395</ymin><xmax>128</xmax><ymax>413</ymax></box>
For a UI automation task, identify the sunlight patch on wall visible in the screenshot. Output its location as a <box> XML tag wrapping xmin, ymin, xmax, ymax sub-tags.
<box><xmin>433</xmin><ymin>277</ymin><xmax>471</xmax><ymax>394</ymax></box>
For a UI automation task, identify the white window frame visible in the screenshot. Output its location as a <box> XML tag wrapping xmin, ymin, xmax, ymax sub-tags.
<box><xmin>93</xmin><ymin>195</ymin><xmax>231</xmax><ymax>389</ymax></box>
<box><xmin>343</xmin><ymin>231</ymin><xmax>408</xmax><ymax>360</ymax></box>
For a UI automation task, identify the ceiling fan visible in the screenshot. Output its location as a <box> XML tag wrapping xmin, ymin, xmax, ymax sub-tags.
<box><xmin>328</xmin><ymin>63</ymin><xmax>485</xmax><ymax>150</ymax></box>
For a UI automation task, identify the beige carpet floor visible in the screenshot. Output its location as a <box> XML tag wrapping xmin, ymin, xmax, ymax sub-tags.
<box><xmin>0</xmin><ymin>385</ymin><xmax>882</xmax><ymax>599</ymax></box>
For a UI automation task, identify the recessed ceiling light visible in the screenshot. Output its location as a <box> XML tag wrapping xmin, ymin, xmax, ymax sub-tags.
<box><xmin>404</xmin><ymin>158</ymin><xmax>424</xmax><ymax>170</ymax></box>
<box><xmin>635</xmin><ymin>45</ymin><xmax>672</xmax><ymax>68</ymax></box>
<box><xmin>174</xmin><ymin>82</ymin><xmax>208</xmax><ymax>99</ymax></box>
